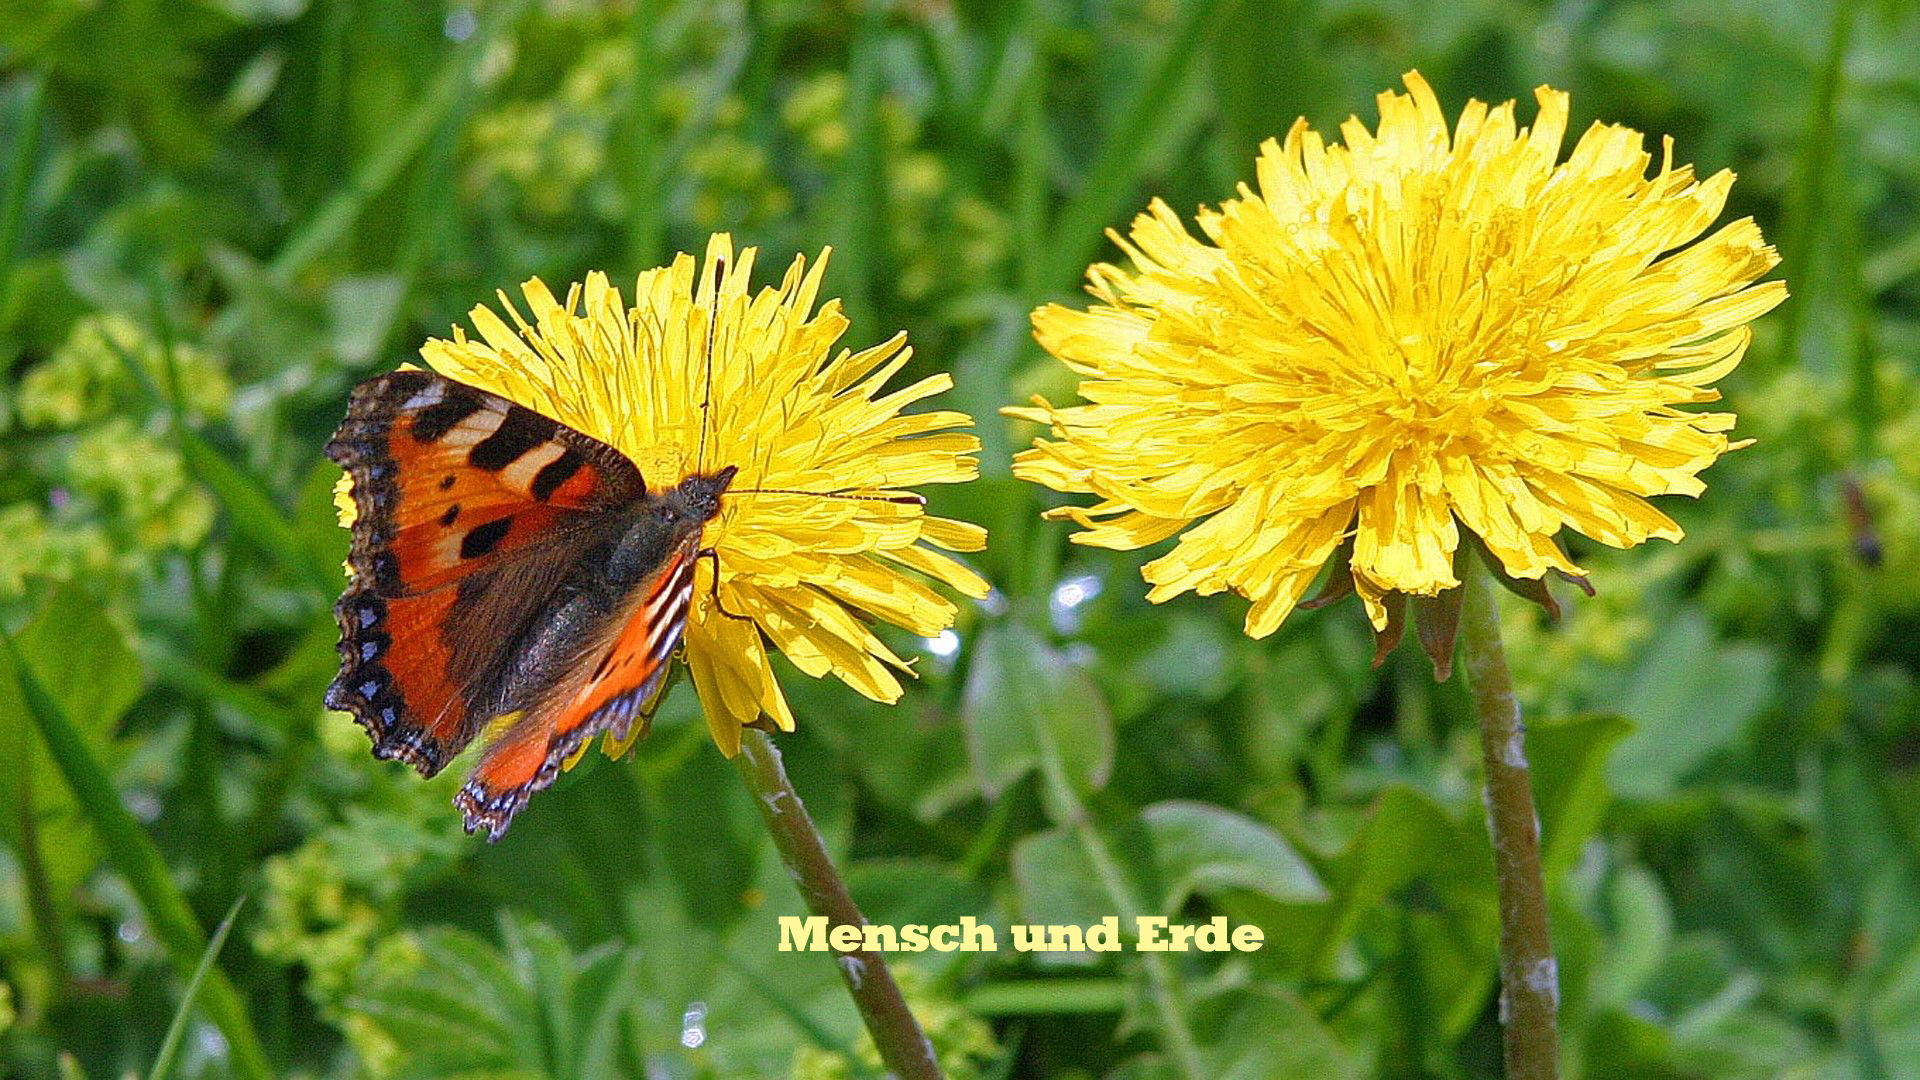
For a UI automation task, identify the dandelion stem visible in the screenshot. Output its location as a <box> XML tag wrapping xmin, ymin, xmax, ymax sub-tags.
<box><xmin>733</xmin><ymin>728</ymin><xmax>943</xmax><ymax>1080</ymax></box>
<box><xmin>1459</xmin><ymin>558</ymin><xmax>1559</xmax><ymax>1080</ymax></box>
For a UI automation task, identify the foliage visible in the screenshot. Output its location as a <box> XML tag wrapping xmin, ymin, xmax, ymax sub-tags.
<box><xmin>2</xmin><ymin>0</ymin><xmax>1918</xmax><ymax>1077</ymax></box>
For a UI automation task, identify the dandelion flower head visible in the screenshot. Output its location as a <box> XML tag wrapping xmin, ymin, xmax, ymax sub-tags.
<box><xmin>1009</xmin><ymin>71</ymin><xmax>1786</xmax><ymax>640</ymax></box>
<box><xmin>339</xmin><ymin>235</ymin><xmax>988</xmax><ymax>753</ymax></box>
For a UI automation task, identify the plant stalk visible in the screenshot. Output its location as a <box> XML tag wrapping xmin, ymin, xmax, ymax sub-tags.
<box><xmin>1459</xmin><ymin>559</ymin><xmax>1559</xmax><ymax>1080</ymax></box>
<box><xmin>733</xmin><ymin>728</ymin><xmax>943</xmax><ymax>1080</ymax></box>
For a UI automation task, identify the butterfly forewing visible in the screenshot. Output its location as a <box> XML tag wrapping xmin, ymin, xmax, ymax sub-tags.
<box><xmin>324</xmin><ymin>370</ymin><xmax>644</xmax><ymax>777</ymax></box>
<box><xmin>327</xmin><ymin>368</ymin><xmax>726</xmax><ymax>840</ymax></box>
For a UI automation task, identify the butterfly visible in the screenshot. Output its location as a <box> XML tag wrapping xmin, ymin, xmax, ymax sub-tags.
<box><xmin>324</xmin><ymin>368</ymin><xmax>741</xmax><ymax>840</ymax></box>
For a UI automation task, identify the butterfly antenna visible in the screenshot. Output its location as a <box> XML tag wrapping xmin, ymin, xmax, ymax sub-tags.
<box><xmin>730</xmin><ymin>487</ymin><xmax>927</xmax><ymax>506</ymax></box>
<box><xmin>697</xmin><ymin>254</ymin><xmax>724</xmax><ymax>473</ymax></box>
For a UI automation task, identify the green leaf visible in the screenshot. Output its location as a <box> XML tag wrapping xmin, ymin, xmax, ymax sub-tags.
<box><xmin>1607</xmin><ymin>612</ymin><xmax>1776</xmax><ymax>800</ymax></box>
<box><xmin>0</xmin><ymin>588</ymin><xmax>144</xmax><ymax>895</ymax></box>
<box><xmin>1129</xmin><ymin>614</ymin><xmax>1238</xmax><ymax>702</ymax></box>
<box><xmin>350</xmin><ymin>915</ymin><xmax>652</xmax><ymax>1080</ymax></box>
<box><xmin>1591</xmin><ymin>863</ymin><xmax>1674</xmax><ymax>1012</ymax></box>
<box><xmin>798</xmin><ymin>675</ymin><xmax>975</xmax><ymax>822</ymax></box>
<box><xmin>1212</xmin><ymin>0</ymin><xmax>1330</xmax><ymax>170</ymax></box>
<box><xmin>265</xmin><ymin>0</ymin><xmax>534</xmax><ymax>283</ymax></box>
<box><xmin>1305</xmin><ymin>787</ymin><xmax>1493</xmax><ymax>971</ymax></box>
<box><xmin>1869</xmin><ymin>928</ymin><xmax>1920</xmax><ymax>1070</ymax></box>
<box><xmin>1010</xmin><ymin>828</ymin><xmax>1110</xmax><ymax>937</ymax></box>
<box><xmin>325</xmin><ymin>273</ymin><xmax>405</xmax><ymax>365</ymax></box>
<box><xmin>961</xmin><ymin>622</ymin><xmax>1113</xmax><ymax>803</ymax></box>
<box><xmin>1219</xmin><ymin>787</ymin><xmax>1495</xmax><ymax>1035</ymax></box>
<box><xmin>1140</xmin><ymin>800</ymin><xmax>1327</xmax><ymax>911</ymax></box>
<box><xmin>846</xmin><ymin>859</ymin><xmax>993</xmax><ymax>937</ymax></box>
<box><xmin>0</xmin><ymin>68</ymin><xmax>47</xmax><ymax>322</ymax></box>
<box><xmin>1192</xmin><ymin>986</ymin><xmax>1363</xmax><ymax>1080</ymax></box>
<box><xmin>179</xmin><ymin>428</ymin><xmax>339</xmax><ymax>595</ymax></box>
<box><xmin>964</xmin><ymin>978</ymin><xmax>1127</xmax><ymax>1016</ymax></box>
<box><xmin>657</xmin><ymin>737</ymin><xmax>770</xmax><ymax>930</ymax></box>
<box><xmin>715</xmin><ymin>948</ymin><xmax>866</xmax><ymax>1067</ymax></box>
<box><xmin>1529</xmin><ymin>714</ymin><xmax>1634</xmax><ymax>883</ymax></box>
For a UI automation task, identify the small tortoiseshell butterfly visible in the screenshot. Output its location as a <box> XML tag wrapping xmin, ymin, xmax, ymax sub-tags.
<box><xmin>324</xmin><ymin>368</ymin><xmax>738</xmax><ymax>840</ymax></box>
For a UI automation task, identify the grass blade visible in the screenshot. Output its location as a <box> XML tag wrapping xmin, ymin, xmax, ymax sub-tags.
<box><xmin>625</xmin><ymin>0</ymin><xmax>665</xmax><ymax>267</ymax></box>
<box><xmin>1776</xmin><ymin>0</ymin><xmax>1862</xmax><ymax>367</ymax></box>
<box><xmin>0</xmin><ymin>69</ymin><xmax>48</xmax><ymax>320</ymax></box>
<box><xmin>1014</xmin><ymin>49</ymin><xmax>1050</xmax><ymax>298</ymax></box>
<box><xmin>1864</xmin><ymin>223</ymin><xmax>1920</xmax><ymax>294</ymax></box>
<box><xmin>266</xmin><ymin>0</ymin><xmax>534</xmax><ymax>283</ymax></box>
<box><xmin>146</xmin><ymin>896</ymin><xmax>247</xmax><ymax>1080</ymax></box>
<box><xmin>16</xmin><ymin>761</ymin><xmax>69</xmax><ymax>989</ymax></box>
<box><xmin>1</xmin><ymin>633</ymin><xmax>273</xmax><ymax>1080</ymax></box>
<box><xmin>831</xmin><ymin>0</ymin><xmax>888</xmax><ymax>343</ymax></box>
<box><xmin>139</xmin><ymin>643</ymin><xmax>304</xmax><ymax>740</ymax></box>
<box><xmin>716</xmin><ymin>948</ymin><xmax>874</xmax><ymax>1076</ymax></box>
<box><xmin>183</xmin><ymin>430</ymin><xmax>339</xmax><ymax>596</ymax></box>
<box><xmin>1042</xmin><ymin>0</ymin><xmax>1239</xmax><ymax>292</ymax></box>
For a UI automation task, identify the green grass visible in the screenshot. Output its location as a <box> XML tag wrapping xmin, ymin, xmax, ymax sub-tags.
<box><xmin>2</xmin><ymin>1</ymin><xmax>1919</xmax><ymax>1078</ymax></box>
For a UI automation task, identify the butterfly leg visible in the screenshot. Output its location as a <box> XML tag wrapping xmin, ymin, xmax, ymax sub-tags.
<box><xmin>697</xmin><ymin>547</ymin><xmax>754</xmax><ymax>622</ymax></box>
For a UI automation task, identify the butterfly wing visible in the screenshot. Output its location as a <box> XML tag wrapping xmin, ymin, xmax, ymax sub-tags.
<box><xmin>454</xmin><ymin>542</ymin><xmax>700</xmax><ymax>840</ymax></box>
<box><xmin>325</xmin><ymin>370</ymin><xmax>645</xmax><ymax>777</ymax></box>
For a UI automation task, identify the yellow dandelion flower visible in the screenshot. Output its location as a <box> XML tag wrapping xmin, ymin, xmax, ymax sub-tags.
<box><xmin>1008</xmin><ymin>70</ymin><xmax>1785</xmax><ymax>648</ymax></box>
<box><xmin>338</xmin><ymin>235</ymin><xmax>987</xmax><ymax>754</ymax></box>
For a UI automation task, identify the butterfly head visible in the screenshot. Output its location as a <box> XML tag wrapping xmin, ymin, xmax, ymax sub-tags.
<box><xmin>666</xmin><ymin>464</ymin><xmax>738</xmax><ymax>531</ymax></box>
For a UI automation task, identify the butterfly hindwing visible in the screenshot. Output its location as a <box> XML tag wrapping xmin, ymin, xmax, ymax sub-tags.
<box><xmin>454</xmin><ymin>544</ymin><xmax>700</xmax><ymax>839</ymax></box>
<box><xmin>324</xmin><ymin>370</ymin><xmax>646</xmax><ymax>776</ymax></box>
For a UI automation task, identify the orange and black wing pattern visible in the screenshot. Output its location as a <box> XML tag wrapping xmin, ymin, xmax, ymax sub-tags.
<box><xmin>454</xmin><ymin>543</ymin><xmax>699</xmax><ymax>840</ymax></box>
<box><xmin>324</xmin><ymin>370</ymin><xmax>645</xmax><ymax>778</ymax></box>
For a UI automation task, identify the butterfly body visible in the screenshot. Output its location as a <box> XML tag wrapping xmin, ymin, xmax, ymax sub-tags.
<box><xmin>324</xmin><ymin>369</ymin><xmax>736</xmax><ymax>839</ymax></box>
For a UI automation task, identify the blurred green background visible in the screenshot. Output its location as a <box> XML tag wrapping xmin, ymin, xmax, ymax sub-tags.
<box><xmin>2</xmin><ymin>0</ymin><xmax>1918</xmax><ymax>1076</ymax></box>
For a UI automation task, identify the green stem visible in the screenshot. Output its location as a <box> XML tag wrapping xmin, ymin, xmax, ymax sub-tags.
<box><xmin>147</xmin><ymin>897</ymin><xmax>246</xmax><ymax>1080</ymax></box>
<box><xmin>1459</xmin><ymin>560</ymin><xmax>1559</xmax><ymax>1080</ymax></box>
<box><xmin>1075</xmin><ymin>808</ymin><xmax>1207</xmax><ymax>1079</ymax></box>
<box><xmin>733</xmin><ymin>728</ymin><xmax>943</xmax><ymax>1080</ymax></box>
